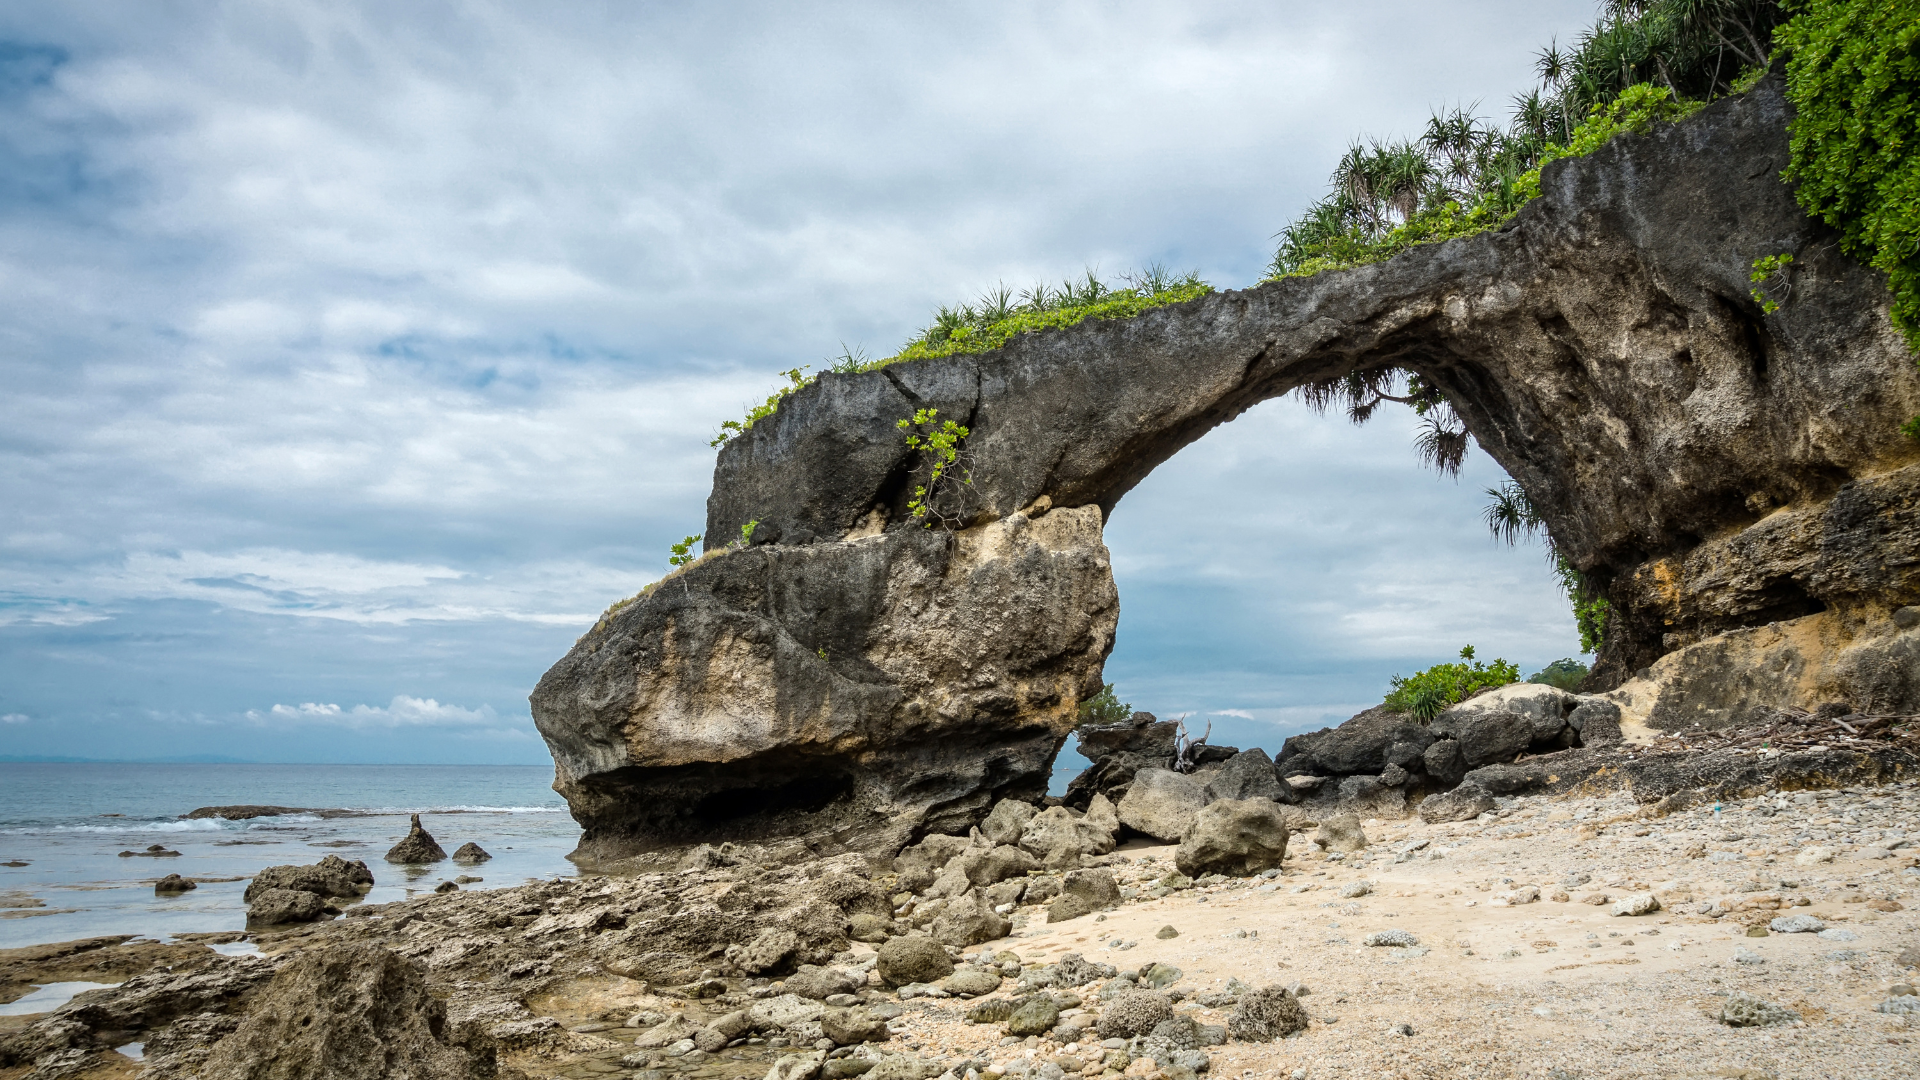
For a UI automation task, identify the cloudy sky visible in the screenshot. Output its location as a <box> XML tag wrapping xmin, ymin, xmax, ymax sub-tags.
<box><xmin>0</xmin><ymin>1</ymin><xmax>1599</xmax><ymax>766</ymax></box>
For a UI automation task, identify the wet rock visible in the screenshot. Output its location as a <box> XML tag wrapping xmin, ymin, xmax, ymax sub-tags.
<box><xmin>1047</xmin><ymin>868</ymin><xmax>1120</xmax><ymax>923</ymax></box>
<box><xmin>1173</xmin><ymin>798</ymin><xmax>1289</xmax><ymax>877</ymax></box>
<box><xmin>875</xmin><ymin>936</ymin><xmax>953</xmax><ymax>987</ymax></box>
<box><xmin>1007</xmin><ymin>996</ymin><xmax>1060</xmax><ymax>1036</ymax></box>
<box><xmin>244</xmin><ymin>855</ymin><xmax>374</xmax><ymax>902</ymax></box>
<box><xmin>1117</xmin><ymin>769</ymin><xmax>1206</xmax><ymax>843</ymax></box>
<box><xmin>246</xmin><ymin>887</ymin><xmax>327</xmax><ymax>926</ymax></box>
<box><xmin>385</xmin><ymin>814</ymin><xmax>448</xmax><ymax>864</ymax></box>
<box><xmin>1098</xmin><ymin>992</ymin><xmax>1174</xmax><ymax>1039</ymax></box>
<box><xmin>636</xmin><ymin>1014</ymin><xmax>706</xmax><ymax>1048</ymax></box>
<box><xmin>1719</xmin><ymin>992</ymin><xmax>1800</xmax><ymax>1027</ymax></box>
<box><xmin>192</xmin><ymin>944</ymin><xmax>500</xmax><ymax>1079</ymax></box>
<box><xmin>1311</xmin><ymin>813</ymin><xmax>1368</xmax><ymax>853</ymax></box>
<box><xmin>155</xmin><ymin>873</ymin><xmax>198</xmax><ymax>895</ymax></box>
<box><xmin>767</xmin><ymin>1049</ymin><xmax>828</xmax><ymax>1080</ymax></box>
<box><xmin>451</xmin><ymin>842</ymin><xmax>491</xmax><ymax>864</ymax></box>
<box><xmin>1227</xmin><ymin>987</ymin><xmax>1308</xmax><ymax>1041</ymax></box>
<box><xmin>748</xmin><ymin>994</ymin><xmax>826</xmax><ymax>1033</ymax></box>
<box><xmin>120</xmin><ymin>844</ymin><xmax>182</xmax><ymax>857</ymax></box>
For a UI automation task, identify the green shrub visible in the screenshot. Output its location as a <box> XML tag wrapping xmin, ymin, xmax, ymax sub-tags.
<box><xmin>1078</xmin><ymin>683</ymin><xmax>1132</xmax><ymax>726</ymax></box>
<box><xmin>1383</xmin><ymin>646</ymin><xmax>1521</xmax><ymax>721</ymax></box>
<box><xmin>1528</xmin><ymin>658</ymin><xmax>1590</xmax><ymax>692</ymax></box>
<box><xmin>1776</xmin><ymin>0</ymin><xmax>1920</xmax><ymax>435</ymax></box>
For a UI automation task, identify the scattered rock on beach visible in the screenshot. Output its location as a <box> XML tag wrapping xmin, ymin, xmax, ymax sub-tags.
<box><xmin>1228</xmin><ymin>986</ymin><xmax>1309</xmax><ymax>1041</ymax></box>
<box><xmin>1097</xmin><ymin>991</ymin><xmax>1174</xmax><ymax>1039</ymax></box>
<box><xmin>875</xmin><ymin>935</ymin><xmax>953</xmax><ymax>987</ymax></box>
<box><xmin>246</xmin><ymin>887</ymin><xmax>327</xmax><ymax>925</ymax></box>
<box><xmin>1174</xmin><ymin>798</ymin><xmax>1289</xmax><ymax>877</ymax></box>
<box><xmin>119</xmin><ymin>844</ymin><xmax>182</xmax><ymax>858</ymax></box>
<box><xmin>450</xmin><ymin>842</ymin><xmax>491</xmax><ymax>863</ymax></box>
<box><xmin>1312</xmin><ymin>813</ymin><xmax>1369</xmax><ymax>853</ymax></box>
<box><xmin>1117</xmin><ymin>768</ymin><xmax>1207</xmax><ymax>843</ymax></box>
<box><xmin>385</xmin><ymin>814</ymin><xmax>448</xmax><ymax>864</ymax></box>
<box><xmin>244</xmin><ymin>855</ymin><xmax>374</xmax><ymax>901</ymax></box>
<box><xmin>1718</xmin><ymin>992</ymin><xmax>1800</xmax><ymax>1027</ymax></box>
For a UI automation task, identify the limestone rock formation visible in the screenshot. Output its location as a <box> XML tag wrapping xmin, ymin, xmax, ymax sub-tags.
<box><xmin>1063</xmin><ymin>711</ymin><xmax>1179</xmax><ymax>807</ymax></box>
<box><xmin>1115</xmin><ymin>768</ymin><xmax>1206</xmax><ymax>843</ymax></box>
<box><xmin>387</xmin><ymin>815</ymin><xmax>448</xmax><ymax>864</ymax></box>
<box><xmin>534</xmin><ymin>507</ymin><xmax>1116</xmax><ymax>861</ymax></box>
<box><xmin>534</xmin><ymin>75</ymin><xmax>1920</xmax><ymax>856</ymax></box>
<box><xmin>192</xmin><ymin>944</ymin><xmax>504</xmax><ymax>1080</ymax></box>
<box><xmin>452</xmin><ymin>842</ymin><xmax>491</xmax><ymax>864</ymax></box>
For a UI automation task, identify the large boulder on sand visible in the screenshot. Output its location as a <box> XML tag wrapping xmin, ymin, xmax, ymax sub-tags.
<box><xmin>930</xmin><ymin>889</ymin><xmax>1011</xmax><ymax>947</ymax></box>
<box><xmin>1274</xmin><ymin>707</ymin><xmax>1434</xmax><ymax>778</ymax></box>
<box><xmin>1174</xmin><ymin>799</ymin><xmax>1289</xmax><ymax>877</ymax></box>
<box><xmin>194</xmin><ymin>943</ymin><xmax>500</xmax><ymax>1079</ymax></box>
<box><xmin>1116</xmin><ymin>768</ymin><xmax>1205</xmax><ymax>843</ymax></box>
<box><xmin>385</xmin><ymin>814</ymin><xmax>448</xmax><ymax>864</ymax></box>
<box><xmin>1018</xmin><ymin>806</ymin><xmax>1115</xmax><ymax>865</ymax></box>
<box><xmin>875</xmin><ymin>935</ymin><xmax>954</xmax><ymax>987</ymax></box>
<box><xmin>1046</xmin><ymin>868</ymin><xmax>1120</xmax><ymax>923</ymax></box>
<box><xmin>1311</xmin><ymin>812</ymin><xmax>1368</xmax><ymax>853</ymax></box>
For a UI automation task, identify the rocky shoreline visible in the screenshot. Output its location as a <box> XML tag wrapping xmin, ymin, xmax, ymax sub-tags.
<box><xmin>3</xmin><ymin>730</ymin><xmax>1916</xmax><ymax>1080</ymax></box>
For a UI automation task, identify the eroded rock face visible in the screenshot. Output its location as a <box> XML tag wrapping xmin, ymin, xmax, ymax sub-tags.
<box><xmin>533</xmin><ymin>508</ymin><xmax>1116</xmax><ymax>860</ymax></box>
<box><xmin>534</xmin><ymin>75</ymin><xmax>1920</xmax><ymax>854</ymax></box>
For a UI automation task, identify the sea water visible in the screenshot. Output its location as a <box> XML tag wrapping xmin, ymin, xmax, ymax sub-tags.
<box><xmin>0</xmin><ymin>763</ymin><xmax>581</xmax><ymax>949</ymax></box>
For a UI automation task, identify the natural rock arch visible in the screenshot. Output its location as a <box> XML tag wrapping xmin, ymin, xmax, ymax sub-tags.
<box><xmin>533</xmin><ymin>79</ymin><xmax>1920</xmax><ymax>862</ymax></box>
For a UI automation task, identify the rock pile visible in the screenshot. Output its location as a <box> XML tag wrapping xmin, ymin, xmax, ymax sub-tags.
<box><xmin>243</xmin><ymin>855</ymin><xmax>374</xmax><ymax>925</ymax></box>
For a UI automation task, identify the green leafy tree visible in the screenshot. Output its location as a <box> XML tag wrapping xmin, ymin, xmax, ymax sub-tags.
<box><xmin>1078</xmin><ymin>683</ymin><xmax>1132</xmax><ymax>726</ymax></box>
<box><xmin>1529</xmin><ymin>658</ymin><xmax>1592</xmax><ymax>691</ymax></box>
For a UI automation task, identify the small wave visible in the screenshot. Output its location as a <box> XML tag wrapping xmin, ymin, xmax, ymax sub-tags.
<box><xmin>1</xmin><ymin>818</ymin><xmax>232</xmax><ymax>835</ymax></box>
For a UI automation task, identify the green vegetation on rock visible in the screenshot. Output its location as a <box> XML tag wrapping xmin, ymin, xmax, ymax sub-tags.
<box><xmin>1384</xmin><ymin>646</ymin><xmax>1520</xmax><ymax>721</ymax></box>
<box><xmin>1775</xmin><ymin>0</ymin><xmax>1920</xmax><ymax>435</ymax></box>
<box><xmin>1528</xmin><ymin>658</ymin><xmax>1591</xmax><ymax>691</ymax></box>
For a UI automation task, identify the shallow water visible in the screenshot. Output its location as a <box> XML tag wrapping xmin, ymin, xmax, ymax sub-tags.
<box><xmin>0</xmin><ymin>763</ymin><xmax>582</xmax><ymax>949</ymax></box>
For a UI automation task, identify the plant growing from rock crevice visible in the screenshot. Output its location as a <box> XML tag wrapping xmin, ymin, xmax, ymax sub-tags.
<box><xmin>897</xmin><ymin>409</ymin><xmax>975</xmax><ymax>528</ymax></box>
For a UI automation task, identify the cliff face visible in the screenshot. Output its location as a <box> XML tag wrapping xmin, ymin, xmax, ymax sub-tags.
<box><xmin>534</xmin><ymin>76</ymin><xmax>1920</xmax><ymax>858</ymax></box>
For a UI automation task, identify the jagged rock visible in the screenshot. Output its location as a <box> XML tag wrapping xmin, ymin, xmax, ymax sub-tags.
<box><xmin>929</xmin><ymin>889</ymin><xmax>1010</xmax><ymax>947</ymax></box>
<box><xmin>192</xmin><ymin>944</ymin><xmax>500</xmax><ymax>1079</ymax></box>
<box><xmin>1719</xmin><ymin>992</ymin><xmax>1800</xmax><ymax>1028</ymax></box>
<box><xmin>892</xmin><ymin>834</ymin><xmax>974</xmax><ymax>893</ymax></box>
<box><xmin>726</xmin><ymin>928</ymin><xmax>801</xmax><ymax>974</ymax></box>
<box><xmin>451</xmin><ymin>842</ymin><xmax>492</xmax><ymax>864</ymax></box>
<box><xmin>1046</xmin><ymin>868</ymin><xmax>1120</xmax><ymax>923</ymax></box>
<box><xmin>1430</xmin><ymin>706</ymin><xmax>1533</xmax><ymax>770</ymax></box>
<box><xmin>1174</xmin><ymin>799</ymin><xmax>1289</xmax><ymax>877</ymax></box>
<box><xmin>768</xmin><ymin>1049</ymin><xmax>828</xmax><ymax>1080</ymax></box>
<box><xmin>1116</xmin><ymin>769</ymin><xmax>1206</xmax><ymax>843</ymax></box>
<box><xmin>1275</xmin><ymin>707</ymin><xmax>1434</xmax><ymax>779</ymax></box>
<box><xmin>981</xmin><ymin>799</ymin><xmax>1038</xmax><ymax>845</ymax></box>
<box><xmin>875</xmin><ymin>936</ymin><xmax>953</xmax><ymax>987</ymax></box>
<box><xmin>1311</xmin><ymin>813</ymin><xmax>1368</xmax><ymax>853</ymax></box>
<box><xmin>1567</xmin><ymin>699</ymin><xmax>1624</xmax><ymax>746</ymax></box>
<box><xmin>533</xmin><ymin>508</ymin><xmax>1115</xmax><ymax>860</ymax></box>
<box><xmin>533</xmin><ymin>77</ymin><xmax>1920</xmax><ymax>853</ymax></box>
<box><xmin>155</xmin><ymin>873</ymin><xmax>197</xmax><ymax>895</ymax></box>
<box><xmin>246</xmin><ymin>887</ymin><xmax>327</xmax><ymax>925</ymax></box>
<box><xmin>1</xmin><ymin>955</ymin><xmax>275</xmax><ymax>1072</ymax></box>
<box><xmin>819</xmin><ymin>1007</ymin><xmax>890</xmax><ymax>1045</ymax></box>
<box><xmin>244</xmin><ymin>855</ymin><xmax>374</xmax><ymax>902</ymax></box>
<box><xmin>1228</xmin><ymin>986</ymin><xmax>1308</xmax><ymax>1040</ymax></box>
<box><xmin>1418</xmin><ymin>782</ymin><xmax>1495</xmax><ymax>824</ymax></box>
<box><xmin>1086</xmin><ymin>793</ymin><xmax>1120</xmax><ymax>834</ymax></box>
<box><xmin>1064</xmin><ymin>712</ymin><xmax>1180</xmax><ymax>807</ymax></box>
<box><xmin>1097</xmin><ymin>992</ymin><xmax>1174</xmax><ymax>1039</ymax></box>
<box><xmin>1052</xmin><ymin>953</ymin><xmax>1117</xmax><ymax>987</ymax></box>
<box><xmin>635</xmin><ymin>1013</ymin><xmax>706</xmax><ymax>1049</ymax></box>
<box><xmin>1202</xmin><ymin>749</ymin><xmax>1285</xmax><ymax>803</ymax></box>
<box><xmin>964</xmin><ymin>845</ymin><xmax>1042</xmax><ymax>886</ymax></box>
<box><xmin>385</xmin><ymin>814</ymin><xmax>448</xmax><ymax>864</ymax></box>
<box><xmin>1019</xmin><ymin>806</ymin><xmax>1115</xmax><ymax>864</ymax></box>
<box><xmin>1421</xmin><ymin>739</ymin><xmax>1466</xmax><ymax>787</ymax></box>
<box><xmin>812</xmin><ymin>871</ymin><xmax>894</xmax><ymax>919</ymax></box>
